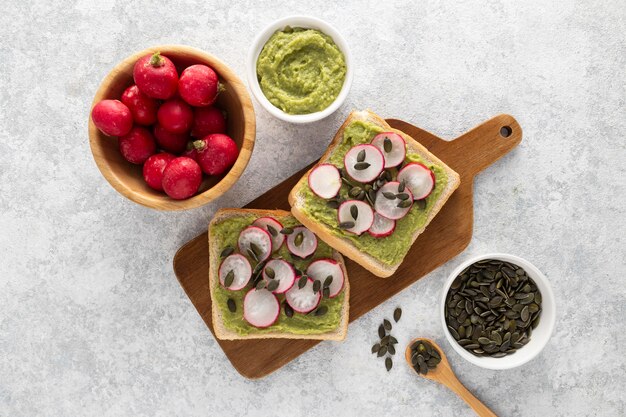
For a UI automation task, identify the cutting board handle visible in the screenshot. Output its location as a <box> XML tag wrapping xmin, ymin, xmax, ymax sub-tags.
<box><xmin>447</xmin><ymin>114</ymin><xmax>522</xmax><ymax>178</ymax></box>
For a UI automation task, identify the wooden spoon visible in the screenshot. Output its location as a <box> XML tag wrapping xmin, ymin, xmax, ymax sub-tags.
<box><xmin>405</xmin><ymin>338</ymin><xmax>497</xmax><ymax>417</ymax></box>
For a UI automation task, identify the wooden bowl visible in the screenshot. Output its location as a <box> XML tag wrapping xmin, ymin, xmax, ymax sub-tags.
<box><xmin>88</xmin><ymin>45</ymin><xmax>256</xmax><ymax>210</ymax></box>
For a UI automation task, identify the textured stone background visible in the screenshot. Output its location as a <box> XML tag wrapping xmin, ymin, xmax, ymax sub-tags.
<box><xmin>1</xmin><ymin>1</ymin><xmax>624</xmax><ymax>416</ymax></box>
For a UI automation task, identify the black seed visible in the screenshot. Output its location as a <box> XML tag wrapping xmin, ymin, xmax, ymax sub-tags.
<box><xmin>227</xmin><ymin>298</ymin><xmax>236</xmax><ymax>312</ymax></box>
<box><xmin>220</xmin><ymin>247</ymin><xmax>234</xmax><ymax>258</ymax></box>
<box><xmin>393</xmin><ymin>307</ymin><xmax>402</xmax><ymax>322</ymax></box>
<box><xmin>357</xmin><ymin>149</ymin><xmax>366</xmax><ymax>162</ymax></box>
<box><xmin>224</xmin><ymin>270</ymin><xmax>235</xmax><ymax>287</ymax></box>
<box><xmin>354</xmin><ymin>162</ymin><xmax>370</xmax><ymax>170</ymax></box>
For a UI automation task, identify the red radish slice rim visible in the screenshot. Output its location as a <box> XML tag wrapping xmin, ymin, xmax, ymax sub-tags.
<box><xmin>306</xmin><ymin>259</ymin><xmax>345</xmax><ymax>298</ymax></box>
<box><xmin>252</xmin><ymin>217</ymin><xmax>285</xmax><ymax>252</ymax></box>
<box><xmin>285</xmin><ymin>277</ymin><xmax>321</xmax><ymax>314</ymax></box>
<box><xmin>262</xmin><ymin>259</ymin><xmax>296</xmax><ymax>294</ymax></box>
<box><xmin>368</xmin><ymin>213</ymin><xmax>396</xmax><ymax>238</ymax></box>
<box><xmin>238</xmin><ymin>226</ymin><xmax>272</xmax><ymax>262</ymax></box>
<box><xmin>374</xmin><ymin>181</ymin><xmax>414</xmax><ymax>220</ymax></box>
<box><xmin>218</xmin><ymin>254</ymin><xmax>252</xmax><ymax>290</ymax></box>
<box><xmin>243</xmin><ymin>288</ymin><xmax>280</xmax><ymax>328</ymax></box>
<box><xmin>371</xmin><ymin>132</ymin><xmax>406</xmax><ymax>168</ymax></box>
<box><xmin>308</xmin><ymin>164</ymin><xmax>342</xmax><ymax>199</ymax></box>
<box><xmin>397</xmin><ymin>162</ymin><xmax>436</xmax><ymax>200</ymax></box>
<box><xmin>286</xmin><ymin>226</ymin><xmax>318</xmax><ymax>258</ymax></box>
<box><xmin>337</xmin><ymin>200</ymin><xmax>375</xmax><ymax>235</ymax></box>
<box><xmin>343</xmin><ymin>144</ymin><xmax>385</xmax><ymax>183</ymax></box>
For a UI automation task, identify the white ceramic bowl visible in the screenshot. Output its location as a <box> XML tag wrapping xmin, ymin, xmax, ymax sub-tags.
<box><xmin>440</xmin><ymin>253</ymin><xmax>556</xmax><ymax>370</ymax></box>
<box><xmin>247</xmin><ymin>15</ymin><xmax>353</xmax><ymax>124</ymax></box>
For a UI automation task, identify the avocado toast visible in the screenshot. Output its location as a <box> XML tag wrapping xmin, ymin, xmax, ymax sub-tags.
<box><xmin>288</xmin><ymin>110</ymin><xmax>460</xmax><ymax>278</ymax></box>
<box><xmin>209</xmin><ymin>209</ymin><xmax>350</xmax><ymax>340</ymax></box>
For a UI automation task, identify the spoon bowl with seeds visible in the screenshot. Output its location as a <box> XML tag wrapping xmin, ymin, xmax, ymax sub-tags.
<box><xmin>405</xmin><ymin>338</ymin><xmax>497</xmax><ymax>417</ymax></box>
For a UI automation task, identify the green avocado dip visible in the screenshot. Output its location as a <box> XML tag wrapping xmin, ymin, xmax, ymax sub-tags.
<box><xmin>256</xmin><ymin>26</ymin><xmax>347</xmax><ymax>114</ymax></box>
<box><xmin>211</xmin><ymin>214</ymin><xmax>345</xmax><ymax>336</ymax></box>
<box><xmin>298</xmin><ymin>120</ymin><xmax>449</xmax><ymax>267</ymax></box>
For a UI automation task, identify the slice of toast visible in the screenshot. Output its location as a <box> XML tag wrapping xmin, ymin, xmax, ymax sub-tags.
<box><xmin>209</xmin><ymin>208</ymin><xmax>350</xmax><ymax>341</ymax></box>
<box><xmin>288</xmin><ymin>110</ymin><xmax>460</xmax><ymax>278</ymax></box>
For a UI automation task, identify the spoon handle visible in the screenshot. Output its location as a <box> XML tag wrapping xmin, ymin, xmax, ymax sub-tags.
<box><xmin>442</xmin><ymin>373</ymin><xmax>497</xmax><ymax>417</ymax></box>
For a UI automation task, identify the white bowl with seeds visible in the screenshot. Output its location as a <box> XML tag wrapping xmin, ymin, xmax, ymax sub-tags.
<box><xmin>440</xmin><ymin>253</ymin><xmax>556</xmax><ymax>370</ymax></box>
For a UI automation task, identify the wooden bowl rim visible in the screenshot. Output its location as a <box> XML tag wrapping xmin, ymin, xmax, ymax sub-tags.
<box><xmin>88</xmin><ymin>44</ymin><xmax>256</xmax><ymax>211</ymax></box>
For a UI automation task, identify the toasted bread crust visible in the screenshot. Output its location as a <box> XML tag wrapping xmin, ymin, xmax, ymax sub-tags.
<box><xmin>288</xmin><ymin>110</ymin><xmax>460</xmax><ymax>278</ymax></box>
<box><xmin>209</xmin><ymin>208</ymin><xmax>350</xmax><ymax>340</ymax></box>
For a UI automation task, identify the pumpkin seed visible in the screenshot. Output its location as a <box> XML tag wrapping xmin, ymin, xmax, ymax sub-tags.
<box><xmin>378</xmin><ymin>324</ymin><xmax>385</xmax><ymax>338</ymax></box>
<box><xmin>265</xmin><ymin>267</ymin><xmax>275</xmax><ymax>279</ymax></box>
<box><xmin>385</xmin><ymin>357</ymin><xmax>393</xmax><ymax>371</ymax></box>
<box><xmin>398</xmin><ymin>179</ymin><xmax>406</xmax><ymax>193</ymax></box>
<box><xmin>339</xmin><ymin>221</ymin><xmax>355</xmax><ymax>229</ymax></box>
<box><xmin>220</xmin><ymin>246</ymin><xmax>234</xmax><ymax>258</ymax></box>
<box><xmin>383</xmin><ymin>191</ymin><xmax>396</xmax><ymax>200</ymax></box>
<box><xmin>298</xmin><ymin>275</ymin><xmax>307</xmax><ymax>289</ymax></box>
<box><xmin>256</xmin><ymin>280</ymin><xmax>266</xmax><ymax>290</ymax></box>
<box><xmin>393</xmin><ymin>307</ymin><xmax>402</xmax><ymax>322</ymax></box>
<box><xmin>314</xmin><ymin>306</ymin><xmax>328</xmax><ymax>316</ymax></box>
<box><xmin>266</xmin><ymin>225</ymin><xmax>278</xmax><ymax>237</ymax></box>
<box><xmin>409</xmin><ymin>340</ymin><xmax>440</xmax><ymax>375</ymax></box>
<box><xmin>396</xmin><ymin>193</ymin><xmax>410</xmax><ymax>200</ymax></box>
<box><xmin>383</xmin><ymin>137</ymin><xmax>392</xmax><ymax>153</ymax></box>
<box><xmin>224</xmin><ymin>270</ymin><xmax>235</xmax><ymax>287</ymax></box>
<box><xmin>267</xmin><ymin>279</ymin><xmax>279</xmax><ymax>292</ymax></box>
<box><xmin>444</xmin><ymin>259</ymin><xmax>543</xmax><ymax>358</ymax></box>
<box><xmin>327</xmin><ymin>200</ymin><xmax>340</xmax><ymax>209</ymax></box>
<box><xmin>312</xmin><ymin>280</ymin><xmax>321</xmax><ymax>293</ymax></box>
<box><xmin>388</xmin><ymin>344</ymin><xmax>396</xmax><ymax>355</ymax></box>
<box><xmin>323</xmin><ymin>287</ymin><xmax>330</xmax><ymax>298</ymax></box>
<box><xmin>383</xmin><ymin>319</ymin><xmax>392</xmax><ymax>331</ymax></box>
<box><xmin>397</xmin><ymin>200</ymin><xmax>412</xmax><ymax>208</ymax></box>
<box><xmin>294</xmin><ymin>232</ymin><xmax>304</xmax><ymax>247</ymax></box>
<box><xmin>284</xmin><ymin>302</ymin><xmax>294</xmax><ymax>318</ymax></box>
<box><xmin>415</xmin><ymin>199</ymin><xmax>426</xmax><ymax>209</ymax></box>
<box><xmin>227</xmin><ymin>298</ymin><xmax>236</xmax><ymax>312</ymax></box>
<box><xmin>371</xmin><ymin>343</ymin><xmax>381</xmax><ymax>354</ymax></box>
<box><xmin>247</xmin><ymin>249</ymin><xmax>258</xmax><ymax>262</ymax></box>
<box><xmin>349</xmin><ymin>187</ymin><xmax>362</xmax><ymax>197</ymax></box>
<box><xmin>323</xmin><ymin>275</ymin><xmax>333</xmax><ymax>288</ymax></box>
<box><xmin>280</xmin><ymin>227</ymin><xmax>293</xmax><ymax>235</ymax></box>
<box><xmin>357</xmin><ymin>149</ymin><xmax>366</xmax><ymax>162</ymax></box>
<box><xmin>350</xmin><ymin>204</ymin><xmax>358</xmax><ymax>220</ymax></box>
<box><xmin>377</xmin><ymin>346</ymin><xmax>387</xmax><ymax>357</ymax></box>
<box><xmin>354</xmin><ymin>162</ymin><xmax>370</xmax><ymax>170</ymax></box>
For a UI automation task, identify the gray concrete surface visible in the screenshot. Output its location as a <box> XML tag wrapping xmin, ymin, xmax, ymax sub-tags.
<box><xmin>1</xmin><ymin>1</ymin><xmax>624</xmax><ymax>416</ymax></box>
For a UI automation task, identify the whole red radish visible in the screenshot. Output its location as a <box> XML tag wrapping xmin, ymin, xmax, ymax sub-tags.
<box><xmin>157</xmin><ymin>98</ymin><xmax>193</xmax><ymax>134</ymax></box>
<box><xmin>193</xmin><ymin>133</ymin><xmax>239</xmax><ymax>175</ymax></box>
<box><xmin>153</xmin><ymin>124</ymin><xmax>188</xmax><ymax>154</ymax></box>
<box><xmin>133</xmin><ymin>52</ymin><xmax>178</xmax><ymax>99</ymax></box>
<box><xmin>182</xmin><ymin>141</ymin><xmax>199</xmax><ymax>161</ymax></box>
<box><xmin>142</xmin><ymin>152</ymin><xmax>175</xmax><ymax>191</ymax></box>
<box><xmin>178</xmin><ymin>64</ymin><xmax>221</xmax><ymax>106</ymax></box>
<box><xmin>91</xmin><ymin>99</ymin><xmax>133</xmax><ymax>136</ymax></box>
<box><xmin>191</xmin><ymin>106</ymin><xmax>226</xmax><ymax>137</ymax></box>
<box><xmin>162</xmin><ymin>157</ymin><xmax>202</xmax><ymax>200</ymax></box>
<box><xmin>121</xmin><ymin>85</ymin><xmax>159</xmax><ymax>125</ymax></box>
<box><xmin>119</xmin><ymin>127</ymin><xmax>156</xmax><ymax>164</ymax></box>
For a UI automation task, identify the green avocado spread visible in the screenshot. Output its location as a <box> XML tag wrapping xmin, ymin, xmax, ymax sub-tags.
<box><xmin>256</xmin><ymin>27</ymin><xmax>347</xmax><ymax>114</ymax></box>
<box><xmin>212</xmin><ymin>214</ymin><xmax>344</xmax><ymax>336</ymax></box>
<box><xmin>299</xmin><ymin>120</ymin><xmax>449</xmax><ymax>267</ymax></box>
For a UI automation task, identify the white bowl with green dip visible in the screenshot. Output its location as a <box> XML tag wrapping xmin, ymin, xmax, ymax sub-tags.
<box><xmin>248</xmin><ymin>16</ymin><xmax>353</xmax><ymax>123</ymax></box>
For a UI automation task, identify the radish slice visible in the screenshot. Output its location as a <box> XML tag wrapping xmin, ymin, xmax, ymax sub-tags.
<box><xmin>218</xmin><ymin>254</ymin><xmax>252</xmax><ymax>290</ymax></box>
<box><xmin>286</xmin><ymin>226</ymin><xmax>317</xmax><ymax>258</ymax></box>
<box><xmin>397</xmin><ymin>162</ymin><xmax>435</xmax><ymax>200</ymax></box>
<box><xmin>243</xmin><ymin>288</ymin><xmax>280</xmax><ymax>328</ymax></box>
<box><xmin>306</xmin><ymin>259</ymin><xmax>344</xmax><ymax>298</ymax></box>
<box><xmin>371</xmin><ymin>132</ymin><xmax>406</xmax><ymax>168</ymax></box>
<box><xmin>238</xmin><ymin>226</ymin><xmax>272</xmax><ymax>262</ymax></box>
<box><xmin>252</xmin><ymin>217</ymin><xmax>285</xmax><ymax>252</ymax></box>
<box><xmin>343</xmin><ymin>144</ymin><xmax>384</xmax><ymax>183</ymax></box>
<box><xmin>285</xmin><ymin>277</ymin><xmax>321</xmax><ymax>313</ymax></box>
<box><xmin>308</xmin><ymin>164</ymin><xmax>341</xmax><ymax>199</ymax></box>
<box><xmin>262</xmin><ymin>259</ymin><xmax>296</xmax><ymax>294</ymax></box>
<box><xmin>368</xmin><ymin>213</ymin><xmax>396</xmax><ymax>238</ymax></box>
<box><xmin>337</xmin><ymin>200</ymin><xmax>374</xmax><ymax>235</ymax></box>
<box><xmin>374</xmin><ymin>181</ymin><xmax>414</xmax><ymax>220</ymax></box>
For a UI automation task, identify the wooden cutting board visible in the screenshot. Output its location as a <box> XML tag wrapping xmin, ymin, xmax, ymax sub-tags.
<box><xmin>173</xmin><ymin>115</ymin><xmax>522</xmax><ymax>379</ymax></box>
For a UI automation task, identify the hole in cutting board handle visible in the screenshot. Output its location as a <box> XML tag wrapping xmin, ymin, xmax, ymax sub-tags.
<box><xmin>500</xmin><ymin>126</ymin><xmax>513</xmax><ymax>138</ymax></box>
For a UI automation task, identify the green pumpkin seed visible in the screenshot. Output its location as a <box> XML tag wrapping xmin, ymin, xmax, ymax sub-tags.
<box><xmin>294</xmin><ymin>232</ymin><xmax>304</xmax><ymax>247</ymax></box>
<box><xmin>377</xmin><ymin>345</ymin><xmax>387</xmax><ymax>357</ymax></box>
<box><xmin>350</xmin><ymin>205</ymin><xmax>358</xmax><ymax>220</ymax></box>
<box><xmin>267</xmin><ymin>279</ymin><xmax>279</xmax><ymax>292</ymax></box>
<box><xmin>312</xmin><ymin>280</ymin><xmax>321</xmax><ymax>293</ymax></box>
<box><xmin>415</xmin><ymin>199</ymin><xmax>426</xmax><ymax>209</ymax></box>
<box><xmin>327</xmin><ymin>200</ymin><xmax>340</xmax><ymax>209</ymax></box>
<box><xmin>224</xmin><ymin>270</ymin><xmax>235</xmax><ymax>287</ymax></box>
<box><xmin>314</xmin><ymin>306</ymin><xmax>328</xmax><ymax>316</ymax></box>
<box><xmin>383</xmin><ymin>191</ymin><xmax>396</xmax><ymax>200</ymax></box>
<box><xmin>354</xmin><ymin>162</ymin><xmax>370</xmax><ymax>170</ymax></box>
<box><xmin>371</xmin><ymin>343</ymin><xmax>381</xmax><ymax>354</ymax></box>
<box><xmin>397</xmin><ymin>200</ymin><xmax>412</xmax><ymax>208</ymax></box>
<box><xmin>255</xmin><ymin>280</ymin><xmax>266</xmax><ymax>290</ymax></box>
<box><xmin>393</xmin><ymin>307</ymin><xmax>402</xmax><ymax>322</ymax></box>
<box><xmin>395</xmin><ymin>193</ymin><xmax>410</xmax><ymax>200</ymax></box>
<box><xmin>385</xmin><ymin>357</ymin><xmax>393</xmax><ymax>371</ymax></box>
<box><xmin>339</xmin><ymin>221</ymin><xmax>355</xmax><ymax>229</ymax></box>
<box><xmin>247</xmin><ymin>249</ymin><xmax>258</xmax><ymax>262</ymax></box>
<box><xmin>265</xmin><ymin>267</ymin><xmax>275</xmax><ymax>279</ymax></box>
<box><xmin>266</xmin><ymin>225</ymin><xmax>278</xmax><ymax>237</ymax></box>
<box><xmin>220</xmin><ymin>247</ymin><xmax>234</xmax><ymax>258</ymax></box>
<box><xmin>349</xmin><ymin>187</ymin><xmax>362</xmax><ymax>197</ymax></box>
<box><xmin>398</xmin><ymin>179</ymin><xmax>406</xmax><ymax>193</ymax></box>
<box><xmin>357</xmin><ymin>149</ymin><xmax>366</xmax><ymax>162</ymax></box>
<box><xmin>227</xmin><ymin>298</ymin><xmax>236</xmax><ymax>312</ymax></box>
<box><xmin>298</xmin><ymin>275</ymin><xmax>307</xmax><ymax>289</ymax></box>
<box><xmin>280</xmin><ymin>227</ymin><xmax>293</xmax><ymax>235</ymax></box>
<box><xmin>323</xmin><ymin>275</ymin><xmax>333</xmax><ymax>288</ymax></box>
<box><xmin>383</xmin><ymin>319</ymin><xmax>392</xmax><ymax>331</ymax></box>
<box><xmin>378</xmin><ymin>324</ymin><xmax>385</xmax><ymax>338</ymax></box>
<box><xmin>284</xmin><ymin>302</ymin><xmax>294</xmax><ymax>318</ymax></box>
<box><xmin>383</xmin><ymin>137</ymin><xmax>392</xmax><ymax>153</ymax></box>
